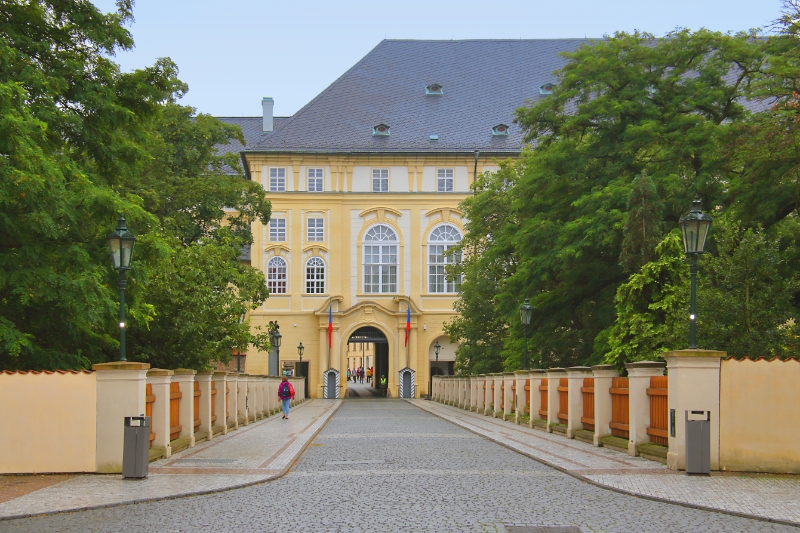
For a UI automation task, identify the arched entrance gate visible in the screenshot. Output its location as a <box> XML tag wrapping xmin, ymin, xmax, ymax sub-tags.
<box><xmin>347</xmin><ymin>326</ymin><xmax>389</xmax><ymax>395</ymax></box>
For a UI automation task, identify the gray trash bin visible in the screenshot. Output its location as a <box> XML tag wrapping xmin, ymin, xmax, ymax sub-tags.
<box><xmin>123</xmin><ymin>415</ymin><xmax>150</xmax><ymax>479</ymax></box>
<box><xmin>685</xmin><ymin>410</ymin><xmax>710</xmax><ymax>475</ymax></box>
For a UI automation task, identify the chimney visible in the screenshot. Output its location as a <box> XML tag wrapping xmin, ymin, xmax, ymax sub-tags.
<box><xmin>262</xmin><ymin>97</ymin><xmax>274</xmax><ymax>132</ymax></box>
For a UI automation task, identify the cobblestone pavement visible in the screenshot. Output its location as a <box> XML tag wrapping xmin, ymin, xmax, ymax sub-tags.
<box><xmin>1</xmin><ymin>399</ymin><xmax>795</xmax><ymax>532</ymax></box>
<box><xmin>0</xmin><ymin>399</ymin><xmax>340</xmax><ymax>520</ymax></box>
<box><xmin>412</xmin><ymin>399</ymin><xmax>800</xmax><ymax>526</ymax></box>
<box><xmin>346</xmin><ymin>381</ymin><xmax>382</xmax><ymax>398</ymax></box>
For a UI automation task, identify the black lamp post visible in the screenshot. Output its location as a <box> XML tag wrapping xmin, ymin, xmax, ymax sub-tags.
<box><xmin>519</xmin><ymin>298</ymin><xmax>533</xmax><ymax>369</ymax></box>
<box><xmin>429</xmin><ymin>341</ymin><xmax>441</xmax><ymax>400</ymax></box>
<box><xmin>679</xmin><ymin>196</ymin><xmax>713</xmax><ymax>349</ymax></box>
<box><xmin>297</xmin><ymin>342</ymin><xmax>304</xmax><ymax>376</ymax></box>
<box><xmin>107</xmin><ymin>215</ymin><xmax>136</xmax><ymax>362</ymax></box>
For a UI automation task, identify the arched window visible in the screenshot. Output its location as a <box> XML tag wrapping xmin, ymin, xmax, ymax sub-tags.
<box><xmin>363</xmin><ymin>224</ymin><xmax>398</xmax><ymax>293</ymax></box>
<box><xmin>428</xmin><ymin>224</ymin><xmax>462</xmax><ymax>293</ymax></box>
<box><xmin>305</xmin><ymin>257</ymin><xmax>325</xmax><ymax>294</ymax></box>
<box><xmin>267</xmin><ymin>257</ymin><xmax>287</xmax><ymax>294</ymax></box>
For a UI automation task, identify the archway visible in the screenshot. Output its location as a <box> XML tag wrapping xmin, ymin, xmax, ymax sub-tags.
<box><xmin>347</xmin><ymin>326</ymin><xmax>389</xmax><ymax>398</ymax></box>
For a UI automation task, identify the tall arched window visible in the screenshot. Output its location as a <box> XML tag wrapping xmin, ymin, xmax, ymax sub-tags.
<box><xmin>363</xmin><ymin>224</ymin><xmax>398</xmax><ymax>293</ymax></box>
<box><xmin>267</xmin><ymin>256</ymin><xmax>287</xmax><ymax>294</ymax></box>
<box><xmin>306</xmin><ymin>257</ymin><xmax>325</xmax><ymax>294</ymax></box>
<box><xmin>428</xmin><ymin>224</ymin><xmax>462</xmax><ymax>293</ymax></box>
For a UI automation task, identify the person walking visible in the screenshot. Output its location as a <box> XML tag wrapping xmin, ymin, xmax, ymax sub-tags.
<box><xmin>359</xmin><ymin>366</ymin><xmax>364</xmax><ymax>384</ymax></box>
<box><xmin>367</xmin><ymin>367</ymin><xmax>372</xmax><ymax>383</ymax></box>
<box><xmin>278</xmin><ymin>376</ymin><xmax>295</xmax><ymax>420</ymax></box>
<box><xmin>346</xmin><ymin>368</ymin><xmax>351</xmax><ymax>382</ymax></box>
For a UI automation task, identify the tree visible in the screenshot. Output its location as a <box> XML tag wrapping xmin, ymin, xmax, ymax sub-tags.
<box><xmin>619</xmin><ymin>172</ymin><xmax>664</xmax><ymax>273</ymax></box>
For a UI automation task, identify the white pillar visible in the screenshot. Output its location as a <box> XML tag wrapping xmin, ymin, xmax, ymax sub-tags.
<box><xmin>93</xmin><ymin>362</ymin><xmax>149</xmax><ymax>473</ymax></box>
<box><xmin>625</xmin><ymin>361</ymin><xmax>666</xmax><ymax>456</ymax></box>
<box><xmin>196</xmin><ymin>370</ymin><xmax>214</xmax><ymax>441</ymax></box>
<box><xmin>546</xmin><ymin>368</ymin><xmax>566</xmax><ymax>432</ymax></box>
<box><xmin>147</xmin><ymin>369</ymin><xmax>173</xmax><ymax>457</ymax></box>
<box><xmin>225</xmin><ymin>373</ymin><xmax>238</xmax><ymax>430</ymax></box>
<box><xmin>476</xmin><ymin>375</ymin><xmax>486</xmax><ymax>413</ymax></box>
<box><xmin>493</xmin><ymin>374</ymin><xmax>503</xmax><ymax>418</ymax></box>
<box><xmin>503</xmin><ymin>373</ymin><xmax>515</xmax><ymax>421</ymax></box>
<box><xmin>212</xmin><ymin>371</ymin><xmax>227</xmax><ymax>435</ymax></box>
<box><xmin>592</xmin><ymin>364</ymin><xmax>619</xmax><ymax>447</ymax></box>
<box><xmin>172</xmin><ymin>369</ymin><xmax>196</xmax><ymax>447</ymax></box>
<box><xmin>664</xmin><ymin>349</ymin><xmax>725</xmax><ymax>471</ymax></box>
<box><xmin>528</xmin><ymin>370</ymin><xmax>546</xmax><ymax>428</ymax></box>
<box><xmin>566</xmin><ymin>366</ymin><xmax>592</xmax><ymax>438</ymax></box>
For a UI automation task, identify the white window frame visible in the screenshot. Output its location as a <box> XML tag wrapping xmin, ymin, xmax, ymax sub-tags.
<box><xmin>363</xmin><ymin>224</ymin><xmax>398</xmax><ymax>294</ymax></box>
<box><xmin>305</xmin><ymin>257</ymin><xmax>326</xmax><ymax>294</ymax></box>
<box><xmin>267</xmin><ymin>256</ymin><xmax>288</xmax><ymax>294</ymax></box>
<box><xmin>269</xmin><ymin>168</ymin><xmax>286</xmax><ymax>192</ymax></box>
<box><xmin>307</xmin><ymin>168</ymin><xmax>324</xmax><ymax>192</ymax></box>
<box><xmin>437</xmin><ymin>168</ymin><xmax>454</xmax><ymax>192</ymax></box>
<box><xmin>428</xmin><ymin>224</ymin><xmax>462</xmax><ymax>293</ymax></box>
<box><xmin>269</xmin><ymin>218</ymin><xmax>286</xmax><ymax>242</ymax></box>
<box><xmin>372</xmin><ymin>168</ymin><xmax>389</xmax><ymax>193</ymax></box>
<box><xmin>307</xmin><ymin>218</ymin><xmax>324</xmax><ymax>242</ymax></box>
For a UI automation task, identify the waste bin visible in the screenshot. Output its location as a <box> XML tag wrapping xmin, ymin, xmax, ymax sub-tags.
<box><xmin>123</xmin><ymin>415</ymin><xmax>150</xmax><ymax>479</ymax></box>
<box><xmin>685</xmin><ymin>410</ymin><xmax>710</xmax><ymax>475</ymax></box>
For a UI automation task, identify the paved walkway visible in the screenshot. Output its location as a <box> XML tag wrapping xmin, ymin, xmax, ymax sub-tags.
<box><xmin>412</xmin><ymin>399</ymin><xmax>800</xmax><ymax>527</ymax></box>
<box><xmin>0</xmin><ymin>399</ymin><xmax>340</xmax><ymax>520</ymax></box>
<box><xmin>1</xmin><ymin>399</ymin><xmax>794</xmax><ymax>532</ymax></box>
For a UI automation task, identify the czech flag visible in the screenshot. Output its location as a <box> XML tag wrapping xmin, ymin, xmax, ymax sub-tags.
<box><xmin>404</xmin><ymin>307</ymin><xmax>411</xmax><ymax>347</ymax></box>
<box><xmin>328</xmin><ymin>305</ymin><xmax>333</xmax><ymax>348</ymax></box>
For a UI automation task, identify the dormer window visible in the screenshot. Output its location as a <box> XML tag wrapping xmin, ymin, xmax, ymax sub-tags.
<box><xmin>492</xmin><ymin>124</ymin><xmax>510</xmax><ymax>136</ymax></box>
<box><xmin>425</xmin><ymin>83</ymin><xmax>443</xmax><ymax>95</ymax></box>
<box><xmin>539</xmin><ymin>83</ymin><xmax>554</xmax><ymax>95</ymax></box>
<box><xmin>373</xmin><ymin>124</ymin><xmax>390</xmax><ymax>136</ymax></box>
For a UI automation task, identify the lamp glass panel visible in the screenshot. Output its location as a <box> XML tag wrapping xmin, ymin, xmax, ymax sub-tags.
<box><xmin>120</xmin><ymin>239</ymin><xmax>134</xmax><ymax>269</ymax></box>
<box><xmin>697</xmin><ymin>220</ymin><xmax>711</xmax><ymax>253</ymax></box>
<box><xmin>109</xmin><ymin>238</ymin><xmax>121</xmax><ymax>269</ymax></box>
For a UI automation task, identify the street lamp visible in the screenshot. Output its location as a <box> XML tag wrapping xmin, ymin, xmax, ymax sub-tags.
<box><xmin>107</xmin><ymin>214</ymin><xmax>136</xmax><ymax>362</ymax></box>
<box><xmin>297</xmin><ymin>342</ymin><xmax>304</xmax><ymax>375</ymax></box>
<box><xmin>519</xmin><ymin>298</ymin><xmax>533</xmax><ymax>369</ymax></box>
<box><xmin>679</xmin><ymin>196</ymin><xmax>713</xmax><ymax>349</ymax></box>
<box><xmin>428</xmin><ymin>341</ymin><xmax>441</xmax><ymax>400</ymax></box>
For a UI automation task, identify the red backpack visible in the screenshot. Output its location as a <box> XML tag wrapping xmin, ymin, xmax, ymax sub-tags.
<box><xmin>279</xmin><ymin>381</ymin><xmax>292</xmax><ymax>400</ymax></box>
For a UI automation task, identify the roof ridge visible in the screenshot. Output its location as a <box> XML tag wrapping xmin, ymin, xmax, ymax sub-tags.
<box><xmin>381</xmin><ymin>38</ymin><xmax>599</xmax><ymax>42</ymax></box>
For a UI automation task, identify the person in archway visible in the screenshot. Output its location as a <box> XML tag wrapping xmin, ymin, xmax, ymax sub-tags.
<box><xmin>278</xmin><ymin>376</ymin><xmax>295</xmax><ymax>419</ymax></box>
<box><xmin>346</xmin><ymin>368</ymin><xmax>351</xmax><ymax>382</ymax></box>
<box><xmin>379</xmin><ymin>374</ymin><xmax>387</xmax><ymax>396</ymax></box>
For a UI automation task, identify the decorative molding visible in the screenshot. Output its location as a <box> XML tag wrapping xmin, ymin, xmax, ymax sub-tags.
<box><xmin>265</xmin><ymin>244</ymin><xmax>290</xmax><ymax>254</ymax></box>
<box><xmin>359</xmin><ymin>206</ymin><xmax>403</xmax><ymax>221</ymax></box>
<box><xmin>303</xmin><ymin>244</ymin><xmax>329</xmax><ymax>254</ymax></box>
<box><xmin>425</xmin><ymin>207</ymin><xmax>464</xmax><ymax>221</ymax></box>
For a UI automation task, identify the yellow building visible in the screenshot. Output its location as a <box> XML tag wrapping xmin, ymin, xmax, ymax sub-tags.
<box><xmin>219</xmin><ymin>39</ymin><xmax>583</xmax><ymax>397</ymax></box>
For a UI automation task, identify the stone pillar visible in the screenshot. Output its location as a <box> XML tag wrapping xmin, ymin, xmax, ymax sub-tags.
<box><xmin>503</xmin><ymin>372</ymin><xmax>515</xmax><ymax>421</ymax></box>
<box><xmin>431</xmin><ymin>376</ymin><xmax>439</xmax><ymax>401</ymax></box>
<box><xmin>146</xmin><ymin>369</ymin><xmax>173</xmax><ymax>458</ymax></box>
<box><xmin>471</xmin><ymin>377</ymin><xmax>479</xmax><ymax>411</ymax></box>
<box><xmin>196</xmin><ymin>370</ymin><xmax>214</xmax><ymax>441</ymax></box>
<box><xmin>93</xmin><ymin>362</ymin><xmax>150</xmax><ymax>473</ymax></box>
<box><xmin>268</xmin><ymin>377</ymin><xmax>281</xmax><ymax>414</ymax></box>
<box><xmin>528</xmin><ymin>370</ymin><xmax>546</xmax><ymax>428</ymax></box>
<box><xmin>493</xmin><ymin>374</ymin><xmax>503</xmax><ymax>418</ymax></box>
<box><xmin>625</xmin><ymin>361</ymin><xmax>666</xmax><ymax>456</ymax></box>
<box><xmin>566</xmin><ymin>367</ymin><xmax>592</xmax><ymax>438</ymax></box>
<box><xmin>592</xmin><ymin>364</ymin><xmax>619</xmax><ymax>447</ymax></box>
<box><xmin>476</xmin><ymin>375</ymin><xmax>485</xmax><ymax>413</ymax></box>
<box><xmin>172</xmin><ymin>369</ymin><xmax>196</xmax><ymax>447</ymax></box>
<box><xmin>514</xmin><ymin>371</ymin><xmax>527</xmax><ymax>424</ymax></box>
<box><xmin>247</xmin><ymin>375</ymin><xmax>257</xmax><ymax>421</ymax></box>
<box><xmin>463</xmin><ymin>377</ymin><xmax>472</xmax><ymax>410</ymax></box>
<box><xmin>225</xmin><ymin>373</ymin><xmax>238</xmax><ymax>430</ymax></box>
<box><xmin>546</xmin><ymin>368</ymin><xmax>566</xmax><ymax>432</ymax></box>
<box><xmin>212</xmin><ymin>371</ymin><xmax>228</xmax><ymax>435</ymax></box>
<box><xmin>237</xmin><ymin>374</ymin><xmax>249</xmax><ymax>425</ymax></box>
<box><xmin>664</xmin><ymin>349</ymin><xmax>725</xmax><ymax>471</ymax></box>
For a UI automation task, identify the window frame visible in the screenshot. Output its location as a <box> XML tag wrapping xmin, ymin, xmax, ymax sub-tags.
<box><xmin>307</xmin><ymin>217</ymin><xmax>324</xmax><ymax>242</ymax></box>
<box><xmin>427</xmin><ymin>224</ymin><xmax>463</xmax><ymax>294</ymax></box>
<box><xmin>269</xmin><ymin>218</ymin><xmax>286</xmax><ymax>242</ymax></box>
<box><xmin>305</xmin><ymin>257</ymin><xmax>326</xmax><ymax>294</ymax></box>
<box><xmin>307</xmin><ymin>168</ymin><xmax>324</xmax><ymax>192</ymax></box>
<box><xmin>372</xmin><ymin>168</ymin><xmax>389</xmax><ymax>193</ymax></box>
<box><xmin>267</xmin><ymin>256</ymin><xmax>288</xmax><ymax>294</ymax></box>
<box><xmin>362</xmin><ymin>224</ymin><xmax>398</xmax><ymax>294</ymax></box>
<box><xmin>437</xmin><ymin>168</ymin><xmax>454</xmax><ymax>192</ymax></box>
<box><xmin>269</xmin><ymin>167</ymin><xmax>286</xmax><ymax>192</ymax></box>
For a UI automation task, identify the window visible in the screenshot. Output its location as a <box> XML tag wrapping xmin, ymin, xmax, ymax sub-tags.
<box><xmin>428</xmin><ymin>224</ymin><xmax>462</xmax><ymax>293</ymax></box>
<box><xmin>269</xmin><ymin>218</ymin><xmax>286</xmax><ymax>242</ymax></box>
<box><xmin>425</xmin><ymin>83</ymin><xmax>443</xmax><ymax>95</ymax></box>
<box><xmin>363</xmin><ymin>224</ymin><xmax>398</xmax><ymax>294</ymax></box>
<box><xmin>269</xmin><ymin>168</ymin><xmax>286</xmax><ymax>192</ymax></box>
<box><xmin>539</xmin><ymin>83</ymin><xmax>554</xmax><ymax>95</ymax></box>
<box><xmin>267</xmin><ymin>257</ymin><xmax>287</xmax><ymax>294</ymax></box>
<box><xmin>307</xmin><ymin>218</ymin><xmax>324</xmax><ymax>242</ymax></box>
<box><xmin>372</xmin><ymin>124</ymin><xmax>390</xmax><ymax>136</ymax></box>
<box><xmin>372</xmin><ymin>168</ymin><xmax>389</xmax><ymax>192</ymax></box>
<box><xmin>437</xmin><ymin>168</ymin><xmax>454</xmax><ymax>192</ymax></box>
<box><xmin>307</xmin><ymin>168</ymin><xmax>323</xmax><ymax>192</ymax></box>
<box><xmin>492</xmin><ymin>124</ymin><xmax>510</xmax><ymax>136</ymax></box>
<box><xmin>306</xmin><ymin>257</ymin><xmax>325</xmax><ymax>294</ymax></box>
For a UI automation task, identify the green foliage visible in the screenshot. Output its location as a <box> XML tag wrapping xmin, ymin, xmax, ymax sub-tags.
<box><xmin>0</xmin><ymin>1</ymin><xmax>271</xmax><ymax>371</ymax></box>
<box><xmin>620</xmin><ymin>172</ymin><xmax>664</xmax><ymax>273</ymax></box>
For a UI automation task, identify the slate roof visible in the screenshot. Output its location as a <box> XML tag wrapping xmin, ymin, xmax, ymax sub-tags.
<box><xmin>243</xmin><ymin>39</ymin><xmax>591</xmax><ymax>156</ymax></box>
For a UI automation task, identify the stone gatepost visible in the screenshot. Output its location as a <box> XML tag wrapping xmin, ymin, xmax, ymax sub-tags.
<box><xmin>236</xmin><ymin>374</ymin><xmax>248</xmax><ymax>426</ymax></box>
<box><xmin>528</xmin><ymin>370</ymin><xmax>546</xmax><ymax>428</ymax></box>
<box><xmin>196</xmin><ymin>370</ymin><xmax>214</xmax><ymax>441</ymax></box>
<box><xmin>479</xmin><ymin>375</ymin><xmax>489</xmax><ymax>415</ymax></box>
<box><xmin>470</xmin><ymin>377</ymin><xmax>479</xmax><ymax>411</ymax></box>
<box><xmin>503</xmin><ymin>372</ymin><xmax>515</xmax><ymax>421</ymax></box>
<box><xmin>212</xmin><ymin>371</ymin><xmax>228</xmax><ymax>435</ymax></box>
<box><xmin>463</xmin><ymin>377</ymin><xmax>472</xmax><ymax>410</ymax></box>
<box><xmin>626</xmin><ymin>361</ymin><xmax>666</xmax><ymax>457</ymax></box>
<box><xmin>664</xmin><ymin>349</ymin><xmax>725</xmax><ymax>471</ymax></box>
<box><xmin>492</xmin><ymin>374</ymin><xmax>503</xmax><ymax>418</ymax></box>
<box><xmin>225</xmin><ymin>372</ymin><xmax>238</xmax><ymax>430</ymax></box>
<box><xmin>247</xmin><ymin>375</ymin><xmax>257</xmax><ymax>421</ymax></box>
<box><xmin>431</xmin><ymin>376</ymin><xmax>440</xmax><ymax>401</ymax></box>
<box><xmin>268</xmin><ymin>377</ymin><xmax>281</xmax><ymax>414</ymax></box>
<box><xmin>592</xmin><ymin>364</ymin><xmax>619</xmax><ymax>447</ymax></box>
<box><xmin>566</xmin><ymin>366</ymin><xmax>593</xmax><ymax>438</ymax></box>
<box><xmin>146</xmin><ymin>368</ymin><xmax>172</xmax><ymax>458</ymax></box>
<box><xmin>93</xmin><ymin>362</ymin><xmax>150</xmax><ymax>473</ymax></box>
<box><xmin>514</xmin><ymin>371</ymin><xmax>528</xmax><ymax>424</ymax></box>
<box><xmin>546</xmin><ymin>368</ymin><xmax>566</xmax><ymax>432</ymax></box>
<box><xmin>172</xmin><ymin>369</ymin><xmax>196</xmax><ymax>447</ymax></box>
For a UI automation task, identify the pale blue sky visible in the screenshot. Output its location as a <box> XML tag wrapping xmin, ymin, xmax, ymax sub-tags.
<box><xmin>93</xmin><ymin>0</ymin><xmax>782</xmax><ymax>117</ymax></box>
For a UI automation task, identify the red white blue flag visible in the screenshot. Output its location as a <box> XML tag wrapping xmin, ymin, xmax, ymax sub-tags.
<box><xmin>405</xmin><ymin>307</ymin><xmax>411</xmax><ymax>347</ymax></box>
<box><xmin>328</xmin><ymin>305</ymin><xmax>333</xmax><ymax>348</ymax></box>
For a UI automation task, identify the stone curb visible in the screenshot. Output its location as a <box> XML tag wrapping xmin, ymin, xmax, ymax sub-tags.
<box><xmin>409</xmin><ymin>399</ymin><xmax>800</xmax><ymax>530</ymax></box>
<box><xmin>0</xmin><ymin>399</ymin><xmax>342</xmax><ymax>522</ymax></box>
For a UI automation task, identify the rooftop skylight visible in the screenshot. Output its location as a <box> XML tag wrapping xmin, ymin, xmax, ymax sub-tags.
<box><xmin>425</xmin><ymin>83</ymin><xmax>443</xmax><ymax>95</ymax></box>
<box><xmin>492</xmin><ymin>124</ymin><xmax>510</xmax><ymax>136</ymax></box>
<box><xmin>539</xmin><ymin>83</ymin><xmax>554</xmax><ymax>95</ymax></box>
<box><xmin>373</xmin><ymin>124</ymin><xmax>390</xmax><ymax>136</ymax></box>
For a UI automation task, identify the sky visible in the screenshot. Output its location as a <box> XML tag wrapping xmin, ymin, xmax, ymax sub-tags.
<box><xmin>93</xmin><ymin>0</ymin><xmax>783</xmax><ymax>117</ymax></box>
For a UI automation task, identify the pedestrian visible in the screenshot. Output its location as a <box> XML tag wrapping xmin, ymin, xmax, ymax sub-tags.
<box><xmin>347</xmin><ymin>368</ymin><xmax>351</xmax><ymax>382</ymax></box>
<box><xmin>278</xmin><ymin>377</ymin><xmax>295</xmax><ymax>420</ymax></box>
<box><xmin>359</xmin><ymin>367</ymin><xmax>364</xmax><ymax>384</ymax></box>
<box><xmin>367</xmin><ymin>368</ymin><xmax>372</xmax><ymax>383</ymax></box>
<box><xmin>379</xmin><ymin>374</ymin><xmax>387</xmax><ymax>396</ymax></box>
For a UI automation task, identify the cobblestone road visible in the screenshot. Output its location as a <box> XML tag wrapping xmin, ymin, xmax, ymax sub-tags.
<box><xmin>1</xmin><ymin>400</ymin><xmax>794</xmax><ymax>532</ymax></box>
